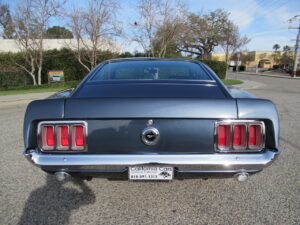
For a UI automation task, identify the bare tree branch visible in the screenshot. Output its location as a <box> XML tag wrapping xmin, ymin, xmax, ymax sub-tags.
<box><xmin>12</xmin><ymin>0</ymin><xmax>65</xmax><ymax>85</ymax></box>
<box><xmin>67</xmin><ymin>0</ymin><xmax>121</xmax><ymax>71</ymax></box>
<box><xmin>131</xmin><ymin>0</ymin><xmax>187</xmax><ymax>57</ymax></box>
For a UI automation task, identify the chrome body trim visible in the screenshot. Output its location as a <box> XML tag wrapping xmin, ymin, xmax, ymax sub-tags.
<box><xmin>141</xmin><ymin>127</ymin><xmax>160</xmax><ymax>146</ymax></box>
<box><xmin>24</xmin><ymin>149</ymin><xmax>280</xmax><ymax>173</ymax></box>
<box><xmin>214</xmin><ymin>120</ymin><xmax>266</xmax><ymax>153</ymax></box>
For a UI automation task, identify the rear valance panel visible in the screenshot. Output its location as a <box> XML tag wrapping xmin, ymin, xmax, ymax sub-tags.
<box><xmin>64</xmin><ymin>98</ymin><xmax>237</xmax><ymax>119</ymax></box>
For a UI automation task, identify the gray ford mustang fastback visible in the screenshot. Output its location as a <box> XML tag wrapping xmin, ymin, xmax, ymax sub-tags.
<box><xmin>23</xmin><ymin>58</ymin><xmax>281</xmax><ymax>182</ymax></box>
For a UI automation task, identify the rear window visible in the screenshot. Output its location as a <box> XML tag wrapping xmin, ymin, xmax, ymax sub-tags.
<box><xmin>91</xmin><ymin>61</ymin><xmax>212</xmax><ymax>81</ymax></box>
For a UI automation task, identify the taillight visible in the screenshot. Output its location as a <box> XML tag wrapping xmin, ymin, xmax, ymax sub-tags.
<box><xmin>248</xmin><ymin>124</ymin><xmax>263</xmax><ymax>150</ymax></box>
<box><xmin>233</xmin><ymin>124</ymin><xmax>246</xmax><ymax>149</ymax></box>
<box><xmin>39</xmin><ymin>122</ymin><xmax>86</xmax><ymax>151</ymax></box>
<box><xmin>71</xmin><ymin>125</ymin><xmax>85</xmax><ymax>150</ymax></box>
<box><xmin>41</xmin><ymin>125</ymin><xmax>55</xmax><ymax>150</ymax></box>
<box><xmin>56</xmin><ymin>125</ymin><xmax>69</xmax><ymax>150</ymax></box>
<box><xmin>216</xmin><ymin>121</ymin><xmax>264</xmax><ymax>152</ymax></box>
<box><xmin>217</xmin><ymin>125</ymin><xmax>231</xmax><ymax>150</ymax></box>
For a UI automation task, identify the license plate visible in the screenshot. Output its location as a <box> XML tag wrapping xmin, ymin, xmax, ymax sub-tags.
<box><xmin>129</xmin><ymin>166</ymin><xmax>174</xmax><ymax>181</ymax></box>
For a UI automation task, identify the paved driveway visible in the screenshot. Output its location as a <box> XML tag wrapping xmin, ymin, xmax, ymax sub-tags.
<box><xmin>0</xmin><ymin>73</ymin><xmax>299</xmax><ymax>225</ymax></box>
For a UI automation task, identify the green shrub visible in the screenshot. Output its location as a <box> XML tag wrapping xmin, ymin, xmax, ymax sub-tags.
<box><xmin>239</xmin><ymin>65</ymin><xmax>246</xmax><ymax>71</ymax></box>
<box><xmin>0</xmin><ymin>71</ymin><xmax>32</xmax><ymax>89</ymax></box>
<box><xmin>0</xmin><ymin>80</ymin><xmax>80</xmax><ymax>91</ymax></box>
<box><xmin>42</xmin><ymin>48</ymin><xmax>87</xmax><ymax>83</ymax></box>
<box><xmin>0</xmin><ymin>50</ymin><xmax>229</xmax><ymax>88</ymax></box>
<box><xmin>0</xmin><ymin>49</ymin><xmax>122</xmax><ymax>88</ymax></box>
<box><xmin>199</xmin><ymin>59</ymin><xmax>227</xmax><ymax>79</ymax></box>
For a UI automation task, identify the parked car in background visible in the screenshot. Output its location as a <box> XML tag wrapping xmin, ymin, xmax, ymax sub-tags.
<box><xmin>23</xmin><ymin>58</ymin><xmax>281</xmax><ymax>182</ymax></box>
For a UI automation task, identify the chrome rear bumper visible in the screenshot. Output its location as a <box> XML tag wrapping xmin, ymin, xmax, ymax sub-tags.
<box><xmin>24</xmin><ymin>149</ymin><xmax>280</xmax><ymax>174</ymax></box>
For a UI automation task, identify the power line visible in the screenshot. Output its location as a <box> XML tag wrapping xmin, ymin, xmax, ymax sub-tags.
<box><xmin>230</xmin><ymin>0</ymin><xmax>289</xmax><ymax>30</ymax></box>
<box><xmin>257</xmin><ymin>0</ymin><xmax>291</xmax><ymax>19</ymax></box>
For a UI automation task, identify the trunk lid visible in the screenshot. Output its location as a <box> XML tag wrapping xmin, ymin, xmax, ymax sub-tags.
<box><xmin>64</xmin><ymin>98</ymin><xmax>237</xmax><ymax>154</ymax></box>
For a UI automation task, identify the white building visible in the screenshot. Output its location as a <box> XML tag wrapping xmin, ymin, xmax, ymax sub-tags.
<box><xmin>0</xmin><ymin>39</ymin><xmax>124</xmax><ymax>53</ymax></box>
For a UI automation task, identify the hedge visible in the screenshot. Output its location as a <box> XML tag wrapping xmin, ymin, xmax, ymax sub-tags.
<box><xmin>0</xmin><ymin>71</ymin><xmax>32</xmax><ymax>89</ymax></box>
<box><xmin>200</xmin><ymin>59</ymin><xmax>227</xmax><ymax>79</ymax></box>
<box><xmin>0</xmin><ymin>50</ymin><xmax>228</xmax><ymax>88</ymax></box>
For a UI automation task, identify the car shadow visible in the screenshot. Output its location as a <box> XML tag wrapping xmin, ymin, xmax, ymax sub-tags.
<box><xmin>17</xmin><ymin>175</ymin><xmax>96</xmax><ymax>225</ymax></box>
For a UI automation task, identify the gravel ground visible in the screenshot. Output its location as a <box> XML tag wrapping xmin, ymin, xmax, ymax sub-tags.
<box><xmin>0</xmin><ymin>73</ymin><xmax>299</xmax><ymax>225</ymax></box>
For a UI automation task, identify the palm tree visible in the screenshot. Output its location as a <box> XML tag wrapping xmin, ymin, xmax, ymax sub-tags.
<box><xmin>281</xmin><ymin>45</ymin><xmax>293</xmax><ymax>69</ymax></box>
<box><xmin>273</xmin><ymin>44</ymin><xmax>280</xmax><ymax>52</ymax></box>
<box><xmin>283</xmin><ymin>45</ymin><xmax>291</xmax><ymax>52</ymax></box>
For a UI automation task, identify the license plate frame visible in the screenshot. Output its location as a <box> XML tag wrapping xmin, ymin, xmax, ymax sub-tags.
<box><xmin>128</xmin><ymin>166</ymin><xmax>174</xmax><ymax>181</ymax></box>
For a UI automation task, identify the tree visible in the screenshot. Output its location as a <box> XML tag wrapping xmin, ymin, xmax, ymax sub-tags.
<box><xmin>67</xmin><ymin>0</ymin><xmax>121</xmax><ymax>72</ymax></box>
<box><xmin>220</xmin><ymin>22</ymin><xmax>250</xmax><ymax>70</ymax></box>
<box><xmin>0</xmin><ymin>4</ymin><xmax>15</xmax><ymax>38</ymax></box>
<box><xmin>280</xmin><ymin>45</ymin><xmax>293</xmax><ymax>69</ymax></box>
<box><xmin>176</xmin><ymin>9</ymin><xmax>234</xmax><ymax>59</ymax></box>
<box><xmin>273</xmin><ymin>44</ymin><xmax>280</xmax><ymax>51</ymax></box>
<box><xmin>132</xmin><ymin>0</ymin><xmax>187</xmax><ymax>57</ymax></box>
<box><xmin>12</xmin><ymin>0</ymin><xmax>65</xmax><ymax>85</ymax></box>
<box><xmin>272</xmin><ymin>44</ymin><xmax>281</xmax><ymax>65</ymax></box>
<box><xmin>45</xmin><ymin>26</ymin><xmax>73</xmax><ymax>39</ymax></box>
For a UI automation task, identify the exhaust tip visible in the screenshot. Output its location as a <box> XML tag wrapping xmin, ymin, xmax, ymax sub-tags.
<box><xmin>55</xmin><ymin>171</ymin><xmax>70</xmax><ymax>182</ymax></box>
<box><xmin>235</xmin><ymin>172</ymin><xmax>249</xmax><ymax>182</ymax></box>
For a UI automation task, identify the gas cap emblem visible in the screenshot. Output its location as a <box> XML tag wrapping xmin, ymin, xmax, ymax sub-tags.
<box><xmin>141</xmin><ymin>127</ymin><xmax>160</xmax><ymax>146</ymax></box>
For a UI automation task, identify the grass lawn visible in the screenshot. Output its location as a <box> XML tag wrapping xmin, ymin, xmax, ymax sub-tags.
<box><xmin>222</xmin><ymin>79</ymin><xmax>243</xmax><ymax>86</ymax></box>
<box><xmin>0</xmin><ymin>81</ymin><xmax>80</xmax><ymax>96</ymax></box>
<box><xmin>0</xmin><ymin>87</ymin><xmax>72</xmax><ymax>96</ymax></box>
<box><xmin>0</xmin><ymin>79</ymin><xmax>243</xmax><ymax>96</ymax></box>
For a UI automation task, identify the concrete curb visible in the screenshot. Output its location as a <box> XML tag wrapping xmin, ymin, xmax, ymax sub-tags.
<box><xmin>235</xmin><ymin>72</ymin><xmax>300</xmax><ymax>80</ymax></box>
<box><xmin>227</xmin><ymin>79</ymin><xmax>264</xmax><ymax>90</ymax></box>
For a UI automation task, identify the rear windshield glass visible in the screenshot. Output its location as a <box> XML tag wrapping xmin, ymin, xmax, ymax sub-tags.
<box><xmin>91</xmin><ymin>61</ymin><xmax>212</xmax><ymax>81</ymax></box>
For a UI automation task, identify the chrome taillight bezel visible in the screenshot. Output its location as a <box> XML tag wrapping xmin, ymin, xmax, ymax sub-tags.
<box><xmin>215</xmin><ymin>120</ymin><xmax>265</xmax><ymax>153</ymax></box>
<box><xmin>38</xmin><ymin>121</ymin><xmax>88</xmax><ymax>152</ymax></box>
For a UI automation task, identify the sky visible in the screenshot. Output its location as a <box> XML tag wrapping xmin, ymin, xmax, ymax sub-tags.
<box><xmin>5</xmin><ymin>0</ymin><xmax>300</xmax><ymax>53</ymax></box>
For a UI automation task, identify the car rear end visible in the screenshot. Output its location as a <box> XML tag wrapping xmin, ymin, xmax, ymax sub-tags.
<box><xmin>23</xmin><ymin>59</ymin><xmax>281</xmax><ymax>182</ymax></box>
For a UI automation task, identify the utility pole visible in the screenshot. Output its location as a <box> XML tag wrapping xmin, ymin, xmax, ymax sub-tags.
<box><xmin>288</xmin><ymin>15</ymin><xmax>300</xmax><ymax>78</ymax></box>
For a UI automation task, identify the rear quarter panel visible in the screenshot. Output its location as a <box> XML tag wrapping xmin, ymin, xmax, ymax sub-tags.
<box><xmin>237</xmin><ymin>98</ymin><xmax>280</xmax><ymax>149</ymax></box>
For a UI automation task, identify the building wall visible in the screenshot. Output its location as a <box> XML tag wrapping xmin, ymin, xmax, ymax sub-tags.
<box><xmin>211</xmin><ymin>50</ymin><xmax>299</xmax><ymax>69</ymax></box>
<box><xmin>0</xmin><ymin>39</ymin><xmax>124</xmax><ymax>53</ymax></box>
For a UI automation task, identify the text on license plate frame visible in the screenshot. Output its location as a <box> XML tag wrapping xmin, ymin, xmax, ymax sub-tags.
<box><xmin>128</xmin><ymin>166</ymin><xmax>174</xmax><ymax>181</ymax></box>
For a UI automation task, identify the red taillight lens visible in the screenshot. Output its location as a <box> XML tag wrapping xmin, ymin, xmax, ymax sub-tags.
<box><xmin>217</xmin><ymin>124</ymin><xmax>232</xmax><ymax>150</ymax></box>
<box><xmin>248</xmin><ymin>124</ymin><xmax>263</xmax><ymax>149</ymax></box>
<box><xmin>216</xmin><ymin>121</ymin><xmax>264</xmax><ymax>152</ymax></box>
<box><xmin>71</xmin><ymin>125</ymin><xmax>85</xmax><ymax>150</ymax></box>
<box><xmin>57</xmin><ymin>125</ymin><xmax>69</xmax><ymax>150</ymax></box>
<box><xmin>41</xmin><ymin>125</ymin><xmax>54</xmax><ymax>150</ymax></box>
<box><xmin>39</xmin><ymin>122</ymin><xmax>86</xmax><ymax>151</ymax></box>
<box><xmin>233</xmin><ymin>125</ymin><xmax>246</xmax><ymax>149</ymax></box>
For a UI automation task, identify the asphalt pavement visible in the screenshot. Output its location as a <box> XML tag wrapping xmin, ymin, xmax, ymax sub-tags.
<box><xmin>0</xmin><ymin>73</ymin><xmax>299</xmax><ymax>225</ymax></box>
